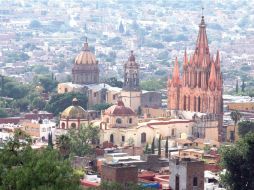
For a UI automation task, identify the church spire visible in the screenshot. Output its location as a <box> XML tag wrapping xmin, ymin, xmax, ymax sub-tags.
<box><xmin>172</xmin><ymin>57</ymin><xmax>180</xmax><ymax>86</ymax></box>
<box><xmin>195</xmin><ymin>13</ymin><xmax>209</xmax><ymax>56</ymax></box>
<box><xmin>183</xmin><ymin>49</ymin><xmax>188</xmax><ymax>67</ymax></box>
<box><xmin>215</xmin><ymin>50</ymin><xmax>220</xmax><ymax>68</ymax></box>
<box><xmin>209</xmin><ymin>61</ymin><xmax>217</xmax><ymax>90</ymax></box>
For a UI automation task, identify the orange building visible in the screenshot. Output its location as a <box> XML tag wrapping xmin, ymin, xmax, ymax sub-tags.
<box><xmin>167</xmin><ymin>16</ymin><xmax>223</xmax><ymax>141</ymax></box>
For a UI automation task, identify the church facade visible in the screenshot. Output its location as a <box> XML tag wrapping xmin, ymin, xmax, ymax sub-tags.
<box><xmin>167</xmin><ymin>16</ymin><xmax>224</xmax><ymax>141</ymax></box>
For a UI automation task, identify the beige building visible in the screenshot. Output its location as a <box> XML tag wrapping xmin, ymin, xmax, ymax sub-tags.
<box><xmin>58</xmin><ymin>83</ymin><xmax>121</xmax><ymax>108</ymax></box>
<box><xmin>95</xmin><ymin>100</ymin><xmax>196</xmax><ymax>147</ymax></box>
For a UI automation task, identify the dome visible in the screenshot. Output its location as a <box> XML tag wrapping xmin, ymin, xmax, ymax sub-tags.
<box><xmin>61</xmin><ymin>98</ymin><xmax>88</xmax><ymax>119</ymax></box>
<box><xmin>74</xmin><ymin>40</ymin><xmax>97</xmax><ymax>65</ymax></box>
<box><xmin>105</xmin><ymin>100</ymin><xmax>135</xmax><ymax>116</ymax></box>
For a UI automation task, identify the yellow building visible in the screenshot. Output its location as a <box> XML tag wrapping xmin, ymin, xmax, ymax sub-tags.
<box><xmin>95</xmin><ymin>100</ymin><xmax>196</xmax><ymax>147</ymax></box>
<box><xmin>227</xmin><ymin>102</ymin><xmax>254</xmax><ymax>111</ymax></box>
<box><xmin>226</xmin><ymin>124</ymin><xmax>239</xmax><ymax>142</ymax></box>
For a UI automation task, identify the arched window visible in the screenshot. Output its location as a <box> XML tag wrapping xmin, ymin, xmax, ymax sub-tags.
<box><xmin>194</xmin><ymin>97</ymin><xmax>197</xmax><ymax>112</ymax></box>
<box><xmin>110</xmin><ymin>134</ymin><xmax>114</xmax><ymax>143</ymax></box>
<box><xmin>193</xmin><ymin>177</ymin><xmax>198</xmax><ymax>187</ymax></box>
<box><xmin>116</xmin><ymin>118</ymin><xmax>122</xmax><ymax>124</ymax></box>
<box><xmin>141</xmin><ymin>132</ymin><xmax>146</xmax><ymax>143</ymax></box>
<box><xmin>183</xmin><ymin>96</ymin><xmax>187</xmax><ymax>110</ymax></box>
<box><xmin>188</xmin><ymin>96</ymin><xmax>190</xmax><ymax>111</ymax></box>
<box><xmin>129</xmin><ymin>118</ymin><xmax>132</xmax><ymax>124</ymax></box>
<box><xmin>71</xmin><ymin>123</ymin><xmax>76</xmax><ymax>129</ymax></box>
<box><xmin>198</xmin><ymin>72</ymin><xmax>202</xmax><ymax>88</ymax></box>
<box><xmin>198</xmin><ymin>96</ymin><xmax>201</xmax><ymax>112</ymax></box>
<box><xmin>175</xmin><ymin>175</ymin><xmax>180</xmax><ymax>190</ymax></box>
<box><xmin>61</xmin><ymin>122</ymin><xmax>65</xmax><ymax>129</ymax></box>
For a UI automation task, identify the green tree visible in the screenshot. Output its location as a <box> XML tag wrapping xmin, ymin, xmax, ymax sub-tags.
<box><xmin>88</xmin><ymin>181</ymin><xmax>146</xmax><ymax>190</ymax></box>
<box><xmin>93</xmin><ymin>103</ymin><xmax>112</xmax><ymax>112</ymax></box>
<box><xmin>220</xmin><ymin>133</ymin><xmax>254</xmax><ymax>190</ymax></box>
<box><xmin>34</xmin><ymin>74</ymin><xmax>58</xmax><ymax>93</ymax></box>
<box><xmin>236</xmin><ymin>80</ymin><xmax>239</xmax><ymax>93</ymax></box>
<box><xmin>140</xmin><ymin>78</ymin><xmax>165</xmax><ymax>91</ymax></box>
<box><xmin>0</xmin><ymin>129</ymin><xmax>82</xmax><ymax>190</ymax></box>
<box><xmin>158</xmin><ymin>135</ymin><xmax>161</xmax><ymax>157</ymax></box>
<box><xmin>105</xmin><ymin>77</ymin><xmax>123</xmax><ymax>88</ymax></box>
<box><xmin>137</xmin><ymin>106</ymin><xmax>142</xmax><ymax>116</ymax></box>
<box><xmin>46</xmin><ymin>92</ymin><xmax>88</xmax><ymax>116</ymax></box>
<box><xmin>144</xmin><ymin>143</ymin><xmax>149</xmax><ymax>154</ymax></box>
<box><xmin>241</xmin><ymin>79</ymin><xmax>246</xmax><ymax>92</ymax></box>
<box><xmin>165</xmin><ymin>137</ymin><xmax>169</xmax><ymax>158</ymax></box>
<box><xmin>32</xmin><ymin>65</ymin><xmax>50</xmax><ymax>74</ymax></box>
<box><xmin>68</xmin><ymin>124</ymin><xmax>100</xmax><ymax>157</ymax></box>
<box><xmin>11</xmin><ymin>98</ymin><xmax>30</xmax><ymax>112</ymax></box>
<box><xmin>48</xmin><ymin>132</ymin><xmax>53</xmax><ymax>149</ymax></box>
<box><xmin>31</xmin><ymin>97</ymin><xmax>46</xmax><ymax>110</ymax></box>
<box><xmin>0</xmin><ymin>108</ymin><xmax>8</xmax><ymax>118</ymax></box>
<box><xmin>238</xmin><ymin>120</ymin><xmax>254</xmax><ymax>137</ymax></box>
<box><xmin>151</xmin><ymin>137</ymin><xmax>155</xmax><ymax>154</ymax></box>
<box><xmin>249</xmin><ymin>91</ymin><xmax>254</xmax><ymax>101</ymax></box>
<box><xmin>230</xmin><ymin>110</ymin><xmax>242</xmax><ymax>142</ymax></box>
<box><xmin>3</xmin><ymin>80</ymin><xmax>29</xmax><ymax>99</ymax></box>
<box><xmin>56</xmin><ymin>134</ymin><xmax>71</xmax><ymax>159</ymax></box>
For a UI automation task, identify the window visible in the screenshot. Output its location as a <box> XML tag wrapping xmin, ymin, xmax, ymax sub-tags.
<box><xmin>171</xmin><ymin>129</ymin><xmax>175</xmax><ymax>137</ymax></box>
<box><xmin>194</xmin><ymin>97</ymin><xmax>197</xmax><ymax>112</ymax></box>
<box><xmin>198</xmin><ymin>72</ymin><xmax>201</xmax><ymax>88</ymax></box>
<box><xmin>48</xmin><ymin>127</ymin><xmax>51</xmax><ymax>132</ymax></box>
<box><xmin>94</xmin><ymin>92</ymin><xmax>97</xmax><ymax>97</ymax></box>
<box><xmin>129</xmin><ymin>118</ymin><xmax>132</xmax><ymax>124</ymax></box>
<box><xmin>64</xmin><ymin>88</ymin><xmax>68</xmax><ymax>93</ymax></box>
<box><xmin>42</xmin><ymin>128</ymin><xmax>46</xmax><ymax>132</ymax></box>
<box><xmin>175</xmin><ymin>175</ymin><xmax>180</xmax><ymax>190</ymax></box>
<box><xmin>110</xmin><ymin>134</ymin><xmax>114</xmax><ymax>143</ymax></box>
<box><xmin>116</xmin><ymin>118</ymin><xmax>122</xmax><ymax>124</ymax></box>
<box><xmin>141</xmin><ymin>132</ymin><xmax>146</xmax><ymax>143</ymax></box>
<box><xmin>193</xmin><ymin>177</ymin><xmax>198</xmax><ymax>187</ymax></box>
<box><xmin>183</xmin><ymin>96</ymin><xmax>187</xmax><ymax>110</ymax></box>
<box><xmin>198</xmin><ymin>96</ymin><xmax>201</xmax><ymax>112</ymax></box>
<box><xmin>71</xmin><ymin>123</ymin><xmax>76</xmax><ymax>129</ymax></box>
<box><xmin>61</xmin><ymin>122</ymin><xmax>65</xmax><ymax>129</ymax></box>
<box><xmin>113</xmin><ymin>95</ymin><xmax>116</xmax><ymax>100</ymax></box>
<box><xmin>106</xmin><ymin>118</ymin><xmax>109</xmax><ymax>123</ymax></box>
<box><xmin>230</xmin><ymin>131</ymin><xmax>235</xmax><ymax>142</ymax></box>
<box><xmin>122</xmin><ymin>136</ymin><xmax>125</xmax><ymax>142</ymax></box>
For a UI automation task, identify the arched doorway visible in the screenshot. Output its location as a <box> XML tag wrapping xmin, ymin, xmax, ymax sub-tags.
<box><xmin>141</xmin><ymin>132</ymin><xmax>146</xmax><ymax>144</ymax></box>
<box><xmin>110</xmin><ymin>134</ymin><xmax>114</xmax><ymax>143</ymax></box>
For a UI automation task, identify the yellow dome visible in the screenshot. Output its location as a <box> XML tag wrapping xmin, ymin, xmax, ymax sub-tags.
<box><xmin>61</xmin><ymin>98</ymin><xmax>88</xmax><ymax>119</ymax></box>
<box><xmin>74</xmin><ymin>41</ymin><xmax>97</xmax><ymax>65</ymax></box>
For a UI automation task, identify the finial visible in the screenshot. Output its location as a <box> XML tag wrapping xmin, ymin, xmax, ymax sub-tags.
<box><xmin>129</xmin><ymin>50</ymin><xmax>135</xmax><ymax>62</ymax></box>
<box><xmin>83</xmin><ymin>37</ymin><xmax>89</xmax><ymax>51</ymax></box>
<box><xmin>72</xmin><ymin>98</ymin><xmax>79</xmax><ymax>106</ymax></box>
<box><xmin>202</xmin><ymin>7</ymin><xmax>204</xmax><ymax>17</ymax></box>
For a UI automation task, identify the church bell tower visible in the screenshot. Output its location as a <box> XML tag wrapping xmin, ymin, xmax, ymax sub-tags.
<box><xmin>121</xmin><ymin>51</ymin><xmax>141</xmax><ymax>112</ymax></box>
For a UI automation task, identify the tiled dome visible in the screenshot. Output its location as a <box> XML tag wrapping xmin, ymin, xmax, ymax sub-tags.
<box><xmin>61</xmin><ymin>98</ymin><xmax>88</xmax><ymax>119</ymax></box>
<box><xmin>105</xmin><ymin>100</ymin><xmax>135</xmax><ymax>116</ymax></box>
<box><xmin>74</xmin><ymin>41</ymin><xmax>97</xmax><ymax>65</ymax></box>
